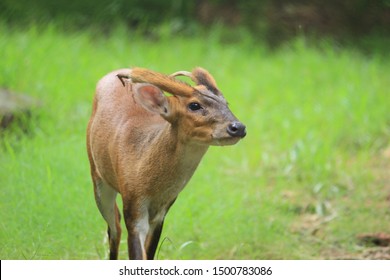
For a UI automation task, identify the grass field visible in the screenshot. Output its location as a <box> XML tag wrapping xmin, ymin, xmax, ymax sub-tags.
<box><xmin>0</xmin><ymin>23</ymin><xmax>389</xmax><ymax>259</ymax></box>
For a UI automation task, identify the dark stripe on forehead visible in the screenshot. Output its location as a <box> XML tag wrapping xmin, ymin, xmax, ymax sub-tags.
<box><xmin>196</xmin><ymin>88</ymin><xmax>226</xmax><ymax>104</ymax></box>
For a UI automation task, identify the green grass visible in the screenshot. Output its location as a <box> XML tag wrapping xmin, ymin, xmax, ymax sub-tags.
<box><xmin>1</xmin><ymin>23</ymin><xmax>389</xmax><ymax>259</ymax></box>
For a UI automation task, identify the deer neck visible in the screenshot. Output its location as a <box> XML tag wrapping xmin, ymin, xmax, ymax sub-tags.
<box><xmin>156</xmin><ymin>122</ymin><xmax>209</xmax><ymax>173</ymax></box>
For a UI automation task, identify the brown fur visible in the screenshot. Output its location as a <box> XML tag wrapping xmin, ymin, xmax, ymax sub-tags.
<box><xmin>87</xmin><ymin>67</ymin><xmax>245</xmax><ymax>259</ymax></box>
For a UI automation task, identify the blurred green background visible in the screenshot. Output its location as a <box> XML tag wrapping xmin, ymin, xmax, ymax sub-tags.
<box><xmin>0</xmin><ymin>0</ymin><xmax>389</xmax><ymax>259</ymax></box>
<box><xmin>1</xmin><ymin>0</ymin><xmax>389</xmax><ymax>40</ymax></box>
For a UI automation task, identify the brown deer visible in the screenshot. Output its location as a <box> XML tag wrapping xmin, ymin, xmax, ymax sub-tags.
<box><xmin>86</xmin><ymin>67</ymin><xmax>246</xmax><ymax>260</ymax></box>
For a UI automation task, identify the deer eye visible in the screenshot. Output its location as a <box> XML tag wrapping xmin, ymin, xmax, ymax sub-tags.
<box><xmin>188</xmin><ymin>102</ymin><xmax>202</xmax><ymax>111</ymax></box>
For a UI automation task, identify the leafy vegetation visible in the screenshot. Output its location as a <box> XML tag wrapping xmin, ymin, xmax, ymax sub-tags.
<box><xmin>0</xmin><ymin>23</ymin><xmax>389</xmax><ymax>259</ymax></box>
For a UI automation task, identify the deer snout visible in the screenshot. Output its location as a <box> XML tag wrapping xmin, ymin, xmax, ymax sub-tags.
<box><xmin>227</xmin><ymin>121</ymin><xmax>246</xmax><ymax>138</ymax></box>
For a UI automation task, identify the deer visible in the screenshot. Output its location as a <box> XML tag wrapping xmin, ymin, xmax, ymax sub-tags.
<box><xmin>86</xmin><ymin>67</ymin><xmax>246</xmax><ymax>260</ymax></box>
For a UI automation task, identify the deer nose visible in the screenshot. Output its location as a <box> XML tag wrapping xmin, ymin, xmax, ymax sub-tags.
<box><xmin>227</xmin><ymin>121</ymin><xmax>246</xmax><ymax>138</ymax></box>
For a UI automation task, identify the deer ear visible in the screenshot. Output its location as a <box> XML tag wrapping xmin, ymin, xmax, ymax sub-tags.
<box><xmin>134</xmin><ymin>83</ymin><xmax>170</xmax><ymax>116</ymax></box>
<box><xmin>192</xmin><ymin>67</ymin><xmax>221</xmax><ymax>96</ymax></box>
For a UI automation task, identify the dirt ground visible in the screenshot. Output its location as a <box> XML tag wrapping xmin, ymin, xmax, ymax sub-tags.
<box><xmin>290</xmin><ymin>146</ymin><xmax>390</xmax><ymax>260</ymax></box>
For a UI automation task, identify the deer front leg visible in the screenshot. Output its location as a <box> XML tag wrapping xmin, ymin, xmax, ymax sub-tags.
<box><xmin>145</xmin><ymin>221</ymin><xmax>164</xmax><ymax>260</ymax></box>
<box><xmin>144</xmin><ymin>199</ymin><xmax>176</xmax><ymax>259</ymax></box>
<box><xmin>123</xmin><ymin>199</ymin><xmax>150</xmax><ymax>260</ymax></box>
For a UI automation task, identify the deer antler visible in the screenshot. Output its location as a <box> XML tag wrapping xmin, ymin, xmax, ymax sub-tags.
<box><xmin>171</xmin><ymin>68</ymin><xmax>221</xmax><ymax>96</ymax></box>
<box><xmin>117</xmin><ymin>68</ymin><xmax>194</xmax><ymax>97</ymax></box>
<box><xmin>169</xmin><ymin>70</ymin><xmax>193</xmax><ymax>79</ymax></box>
